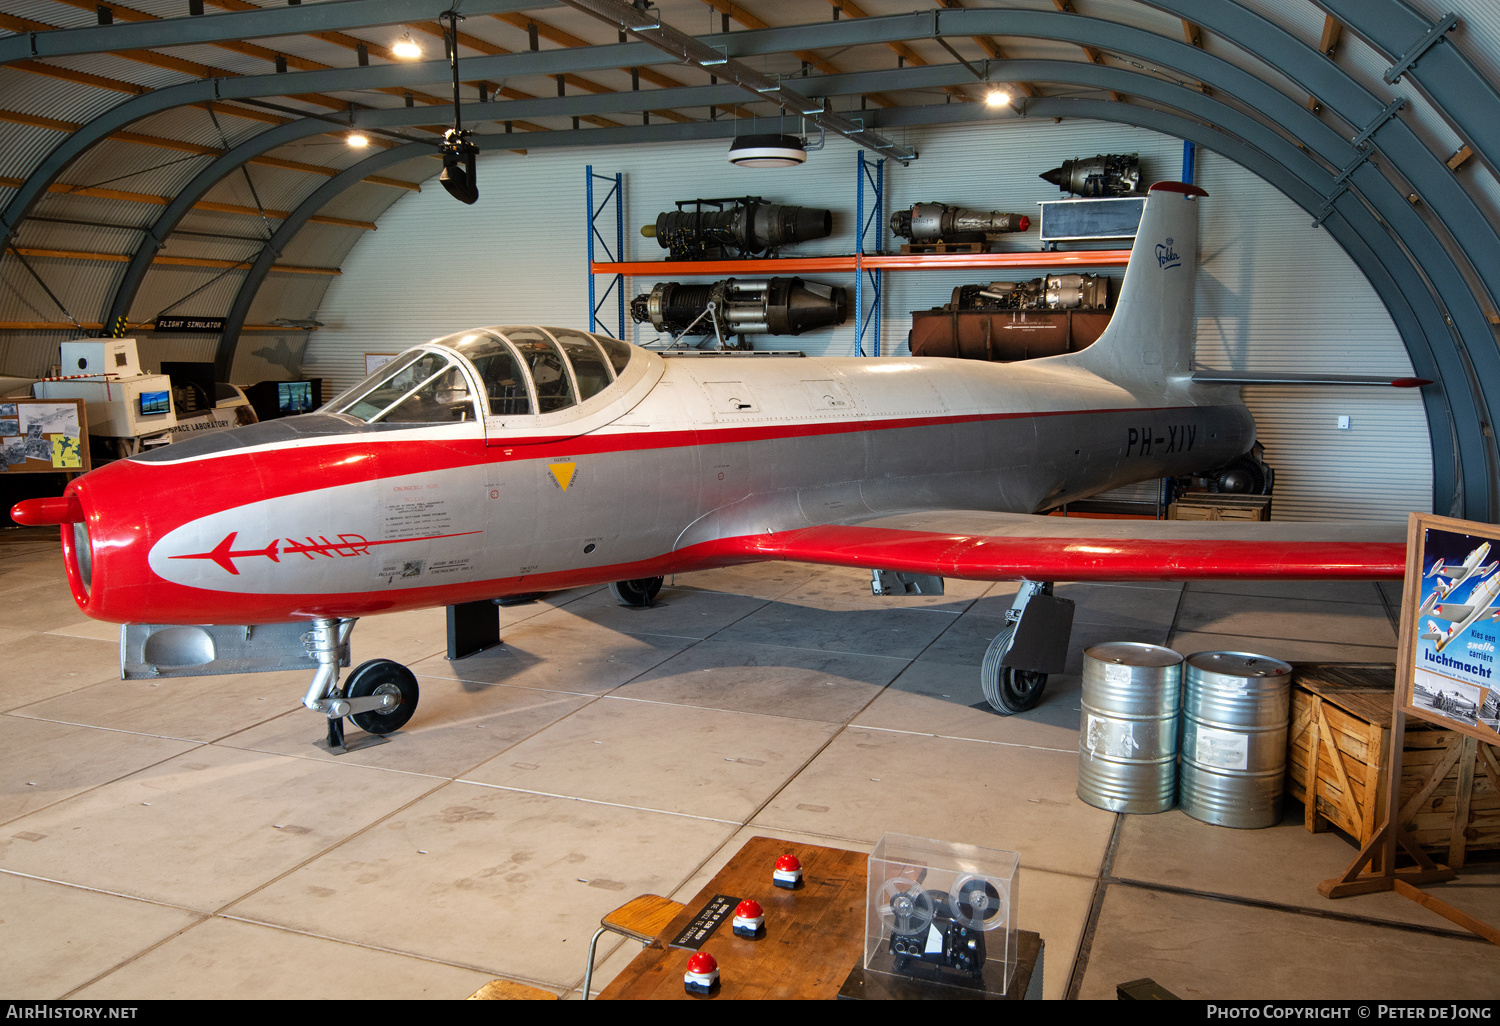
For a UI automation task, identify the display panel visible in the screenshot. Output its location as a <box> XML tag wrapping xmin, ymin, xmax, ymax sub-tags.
<box><xmin>1399</xmin><ymin>513</ymin><xmax>1500</xmax><ymax>742</ymax></box>
<box><xmin>138</xmin><ymin>390</ymin><xmax>171</xmax><ymax>416</ymax></box>
<box><xmin>277</xmin><ymin>381</ymin><xmax>314</xmax><ymax>414</ymax></box>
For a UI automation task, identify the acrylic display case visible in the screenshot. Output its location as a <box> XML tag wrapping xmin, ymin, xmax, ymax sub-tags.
<box><xmin>864</xmin><ymin>833</ymin><xmax>1020</xmax><ymax>996</ymax></box>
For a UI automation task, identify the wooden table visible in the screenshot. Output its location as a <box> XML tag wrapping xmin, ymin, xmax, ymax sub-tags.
<box><xmin>598</xmin><ymin>835</ymin><xmax>867</xmax><ymax>1000</ymax></box>
<box><xmin>598</xmin><ymin>835</ymin><xmax>1044</xmax><ymax>1000</ymax></box>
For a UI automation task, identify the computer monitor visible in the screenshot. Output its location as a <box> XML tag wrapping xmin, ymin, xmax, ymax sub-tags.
<box><xmin>138</xmin><ymin>390</ymin><xmax>171</xmax><ymax>416</ymax></box>
<box><xmin>277</xmin><ymin>381</ymin><xmax>314</xmax><ymax>414</ymax></box>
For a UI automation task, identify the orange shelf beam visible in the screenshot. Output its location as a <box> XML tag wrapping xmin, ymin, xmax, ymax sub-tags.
<box><xmin>863</xmin><ymin>249</ymin><xmax>1132</xmax><ymax>271</ymax></box>
<box><xmin>593</xmin><ymin>256</ymin><xmax>858</xmax><ymax>275</ymax></box>
<box><xmin>591</xmin><ymin>249</ymin><xmax>1132</xmax><ymax>277</ymax></box>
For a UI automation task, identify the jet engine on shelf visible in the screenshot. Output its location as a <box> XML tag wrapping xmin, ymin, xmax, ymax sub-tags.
<box><xmin>1039</xmin><ymin>153</ymin><xmax>1143</xmax><ymax>197</ymax></box>
<box><xmin>948</xmin><ymin>273</ymin><xmax>1111</xmax><ymax>312</ymax></box>
<box><xmin>642</xmin><ymin>199</ymin><xmax>833</xmax><ymax>261</ymax></box>
<box><xmin>889</xmin><ymin>203</ymin><xmax>1029</xmax><ymax>243</ymax></box>
<box><xmin>630</xmin><ymin>277</ymin><xmax>848</xmax><ymax>339</ymax></box>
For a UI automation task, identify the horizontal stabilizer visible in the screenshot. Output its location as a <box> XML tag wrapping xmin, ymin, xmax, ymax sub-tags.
<box><xmin>1192</xmin><ymin>370</ymin><xmax>1430</xmax><ymax>388</ymax></box>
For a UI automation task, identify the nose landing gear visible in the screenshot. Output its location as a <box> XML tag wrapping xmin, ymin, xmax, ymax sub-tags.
<box><xmin>301</xmin><ymin>618</ymin><xmax>420</xmax><ymax>752</ymax></box>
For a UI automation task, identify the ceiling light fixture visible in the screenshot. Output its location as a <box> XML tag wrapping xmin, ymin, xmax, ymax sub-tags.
<box><xmin>347</xmin><ymin>132</ymin><xmax>369</xmax><ymax>147</ymax></box>
<box><xmin>392</xmin><ymin>29</ymin><xmax>421</xmax><ymax>59</ymax></box>
<box><xmin>728</xmin><ymin>133</ymin><xmax>807</xmax><ymax>168</ymax></box>
<box><xmin>985</xmin><ymin>88</ymin><xmax>1013</xmax><ymax>108</ymax></box>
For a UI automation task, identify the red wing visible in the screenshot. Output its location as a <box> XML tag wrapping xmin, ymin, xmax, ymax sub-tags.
<box><xmin>720</xmin><ymin>511</ymin><xmax>1406</xmax><ymax>582</ymax></box>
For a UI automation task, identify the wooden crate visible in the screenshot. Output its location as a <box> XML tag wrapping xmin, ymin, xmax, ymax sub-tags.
<box><xmin>1286</xmin><ymin>664</ymin><xmax>1500</xmax><ymax>868</ymax></box>
<box><xmin>1167</xmin><ymin>491</ymin><xmax>1271</xmax><ymax>521</ymax></box>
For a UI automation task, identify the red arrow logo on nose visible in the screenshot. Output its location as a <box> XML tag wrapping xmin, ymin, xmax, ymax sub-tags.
<box><xmin>171</xmin><ymin>532</ymin><xmax>281</xmax><ymax>576</ymax></box>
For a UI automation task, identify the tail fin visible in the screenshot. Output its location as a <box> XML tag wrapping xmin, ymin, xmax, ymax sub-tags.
<box><xmin>1052</xmin><ymin>182</ymin><xmax>1206</xmax><ymax>386</ymax></box>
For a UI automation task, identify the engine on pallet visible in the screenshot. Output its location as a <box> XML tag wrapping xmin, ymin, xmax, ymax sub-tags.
<box><xmin>630</xmin><ymin>277</ymin><xmax>848</xmax><ymax>345</ymax></box>
<box><xmin>890</xmin><ymin>203</ymin><xmax>1030</xmax><ymax>245</ymax></box>
<box><xmin>1039</xmin><ymin>154</ymin><xmax>1143</xmax><ymax>197</ymax></box>
<box><xmin>908</xmin><ymin>274</ymin><xmax>1115</xmax><ymax>362</ymax></box>
<box><xmin>948</xmin><ymin>273</ymin><xmax>1111</xmax><ymax>312</ymax></box>
<box><xmin>642</xmin><ymin>197</ymin><xmax>833</xmax><ymax>261</ymax></box>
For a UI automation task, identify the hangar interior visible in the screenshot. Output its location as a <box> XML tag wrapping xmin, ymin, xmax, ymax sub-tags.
<box><xmin>2</xmin><ymin>0</ymin><xmax>1500</xmax><ymax>1002</ymax></box>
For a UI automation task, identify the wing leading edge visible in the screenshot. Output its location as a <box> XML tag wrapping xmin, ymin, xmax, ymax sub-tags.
<box><xmin>713</xmin><ymin>511</ymin><xmax>1406</xmax><ymax>582</ymax></box>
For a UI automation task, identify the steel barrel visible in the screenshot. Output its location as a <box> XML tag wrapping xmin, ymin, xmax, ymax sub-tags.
<box><xmin>1078</xmin><ymin>642</ymin><xmax>1184</xmax><ymax>813</ymax></box>
<box><xmin>1179</xmin><ymin>651</ymin><xmax>1294</xmax><ymax>828</ymax></box>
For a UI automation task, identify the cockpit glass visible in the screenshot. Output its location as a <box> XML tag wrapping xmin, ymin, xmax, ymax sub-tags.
<box><xmin>379</xmin><ymin>364</ymin><xmax>476</xmax><ymax>423</ymax></box>
<box><xmin>550</xmin><ymin>329</ymin><xmax>613</xmax><ymax>402</ymax></box>
<box><xmin>331</xmin><ymin>351</ymin><xmax>450</xmax><ymax>422</ymax></box>
<box><xmin>324</xmin><ymin>350</ymin><xmax>425</xmax><ymax>417</ymax></box>
<box><xmin>502</xmin><ymin>329</ymin><xmax>575</xmax><ymax>414</ymax></box>
<box><xmin>452</xmin><ymin>333</ymin><xmax>532</xmax><ymax>416</ymax></box>
<box><xmin>593</xmin><ymin>334</ymin><xmax>634</xmax><ymax>375</ymax></box>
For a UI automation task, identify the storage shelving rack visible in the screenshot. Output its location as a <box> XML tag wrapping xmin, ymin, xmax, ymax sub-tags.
<box><xmin>585</xmin><ymin>158</ymin><xmax>1132</xmax><ymax>354</ymax></box>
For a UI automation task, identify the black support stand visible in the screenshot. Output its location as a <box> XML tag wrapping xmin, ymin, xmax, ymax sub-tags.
<box><xmin>447</xmin><ymin>600</ymin><xmax>502</xmax><ymax>660</ymax></box>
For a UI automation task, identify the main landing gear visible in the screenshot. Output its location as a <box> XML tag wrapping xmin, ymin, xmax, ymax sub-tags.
<box><xmin>978</xmin><ymin>582</ymin><xmax>1075</xmax><ymax>715</ymax></box>
<box><xmin>302</xmin><ymin>618</ymin><xmax>420</xmax><ymax>751</ymax></box>
<box><xmin>608</xmin><ymin>576</ymin><xmax>664</xmax><ymax>607</ymax></box>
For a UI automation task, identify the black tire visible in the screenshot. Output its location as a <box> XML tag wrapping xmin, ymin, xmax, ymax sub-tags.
<box><xmin>980</xmin><ymin>625</ymin><xmax>1049</xmax><ymax>714</ymax></box>
<box><xmin>345</xmin><ymin>658</ymin><xmax>419</xmax><ymax>735</ymax></box>
<box><xmin>608</xmin><ymin>576</ymin><xmax>663</xmax><ymax>607</ymax></box>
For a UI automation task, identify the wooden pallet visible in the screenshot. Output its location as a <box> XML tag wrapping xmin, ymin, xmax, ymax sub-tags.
<box><xmin>1168</xmin><ymin>491</ymin><xmax>1272</xmax><ymax>521</ymax></box>
<box><xmin>898</xmin><ymin>241</ymin><xmax>991</xmax><ymax>254</ymax></box>
<box><xmin>1287</xmin><ymin>663</ymin><xmax>1500</xmax><ymax>868</ymax></box>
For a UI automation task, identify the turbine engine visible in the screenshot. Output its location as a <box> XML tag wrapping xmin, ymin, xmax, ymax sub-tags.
<box><xmin>630</xmin><ymin>278</ymin><xmax>848</xmax><ymax>337</ymax></box>
<box><xmin>1039</xmin><ymin>153</ymin><xmax>1143</xmax><ymax>197</ymax></box>
<box><xmin>890</xmin><ymin>203</ymin><xmax>1030</xmax><ymax>243</ymax></box>
<box><xmin>948</xmin><ymin>274</ymin><xmax>1111</xmax><ymax>312</ymax></box>
<box><xmin>642</xmin><ymin>200</ymin><xmax>833</xmax><ymax>261</ymax></box>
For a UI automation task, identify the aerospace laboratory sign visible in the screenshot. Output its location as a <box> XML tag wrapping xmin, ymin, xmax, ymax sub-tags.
<box><xmin>1402</xmin><ymin>513</ymin><xmax>1500</xmax><ymax>742</ymax></box>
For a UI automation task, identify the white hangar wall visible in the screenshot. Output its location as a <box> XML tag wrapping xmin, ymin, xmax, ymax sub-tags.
<box><xmin>302</xmin><ymin>117</ymin><xmax>1431</xmax><ymax>522</ymax></box>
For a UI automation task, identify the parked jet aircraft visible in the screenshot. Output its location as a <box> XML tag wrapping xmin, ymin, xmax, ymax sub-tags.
<box><xmin>12</xmin><ymin>183</ymin><xmax>1408</xmax><ymax>745</ymax></box>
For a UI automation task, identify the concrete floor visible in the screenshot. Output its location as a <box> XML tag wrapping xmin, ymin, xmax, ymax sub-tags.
<box><xmin>1</xmin><ymin>524</ymin><xmax>1497</xmax><ymax>1000</ymax></box>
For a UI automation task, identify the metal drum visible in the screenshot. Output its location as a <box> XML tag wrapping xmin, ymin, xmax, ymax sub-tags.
<box><xmin>1179</xmin><ymin>651</ymin><xmax>1294</xmax><ymax>829</ymax></box>
<box><xmin>1078</xmin><ymin>642</ymin><xmax>1184</xmax><ymax>814</ymax></box>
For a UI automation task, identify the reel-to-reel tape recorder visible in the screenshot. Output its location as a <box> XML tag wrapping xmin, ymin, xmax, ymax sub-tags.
<box><xmin>877</xmin><ymin>874</ymin><xmax>1010</xmax><ymax>981</ymax></box>
<box><xmin>864</xmin><ymin>834</ymin><xmax>1020</xmax><ymax>994</ymax></box>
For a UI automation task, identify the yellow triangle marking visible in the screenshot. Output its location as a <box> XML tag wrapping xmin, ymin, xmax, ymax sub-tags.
<box><xmin>549</xmin><ymin>462</ymin><xmax>577</xmax><ymax>491</ymax></box>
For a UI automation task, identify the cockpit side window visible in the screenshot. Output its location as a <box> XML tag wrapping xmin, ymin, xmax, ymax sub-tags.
<box><xmin>549</xmin><ymin>329</ymin><xmax>614</xmax><ymax>402</ymax></box>
<box><xmin>502</xmin><ymin>329</ymin><xmax>576</xmax><ymax>414</ymax></box>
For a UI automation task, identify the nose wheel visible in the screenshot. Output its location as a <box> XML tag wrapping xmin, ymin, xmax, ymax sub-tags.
<box><xmin>302</xmin><ymin>619</ymin><xmax>420</xmax><ymax>752</ymax></box>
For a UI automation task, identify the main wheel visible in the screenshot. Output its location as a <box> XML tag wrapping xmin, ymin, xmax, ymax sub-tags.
<box><xmin>608</xmin><ymin>576</ymin><xmax>663</xmax><ymax>607</ymax></box>
<box><xmin>980</xmin><ymin>625</ymin><xmax>1049</xmax><ymax>714</ymax></box>
<box><xmin>345</xmin><ymin>658</ymin><xmax>419</xmax><ymax>735</ymax></box>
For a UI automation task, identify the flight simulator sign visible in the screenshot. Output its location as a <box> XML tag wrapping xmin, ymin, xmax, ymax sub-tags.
<box><xmin>155</xmin><ymin>316</ymin><xmax>226</xmax><ymax>333</ymax></box>
<box><xmin>1400</xmin><ymin>512</ymin><xmax>1500</xmax><ymax>743</ymax></box>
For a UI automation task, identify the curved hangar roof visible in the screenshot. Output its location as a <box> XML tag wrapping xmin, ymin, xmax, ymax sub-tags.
<box><xmin>2</xmin><ymin>0</ymin><xmax>1500</xmax><ymax>518</ymax></box>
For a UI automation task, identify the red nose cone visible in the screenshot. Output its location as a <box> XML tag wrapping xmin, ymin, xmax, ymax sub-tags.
<box><xmin>686</xmin><ymin>952</ymin><xmax>718</xmax><ymax>974</ymax></box>
<box><xmin>1017</xmin><ymin>215</ymin><xmax>1030</xmax><ymax>232</ymax></box>
<box><xmin>11</xmin><ymin>492</ymin><xmax>83</xmax><ymax>526</ymax></box>
<box><xmin>775</xmin><ymin>854</ymin><xmax>801</xmax><ymax>872</ymax></box>
<box><xmin>734</xmin><ymin>899</ymin><xmax>764</xmax><ymax>919</ymax></box>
